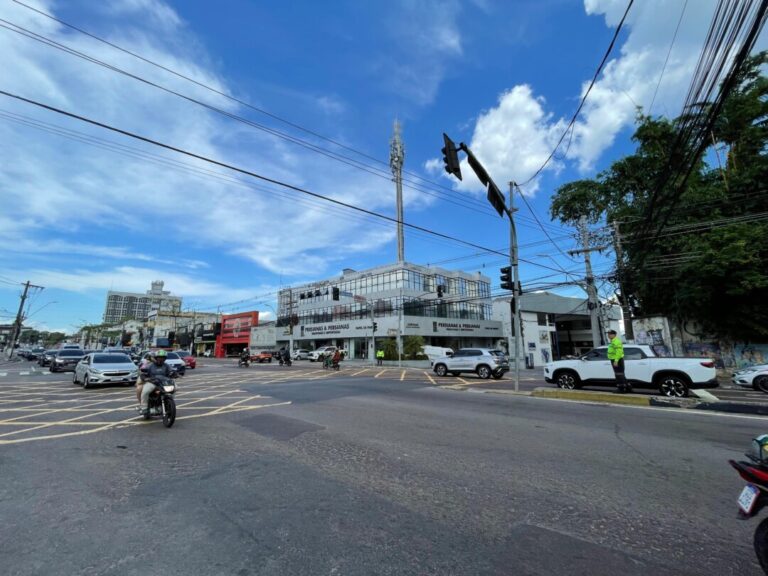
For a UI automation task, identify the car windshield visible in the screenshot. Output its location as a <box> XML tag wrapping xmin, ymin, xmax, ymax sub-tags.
<box><xmin>93</xmin><ymin>354</ymin><xmax>132</xmax><ymax>363</ymax></box>
<box><xmin>176</xmin><ymin>351</ymin><xmax>189</xmax><ymax>357</ymax></box>
<box><xmin>166</xmin><ymin>352</ymin><xmax>179</xmax><ymax>359</ymax></box>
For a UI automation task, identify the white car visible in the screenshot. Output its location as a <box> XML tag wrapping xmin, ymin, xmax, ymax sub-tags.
<box><xmin>543</xmin><ymin>344</ymin><xmax>718</xmax><ymax>397</ymax></box>
<box><xmin>140</xmin><ymin>351</ymin><xmax>186</xmax><ymax>375</ymax></box>
<box><xmin>733</xmin><ymin>365</ymin><xmax>768</xmax><ymax>393</ymax></box>
<box><xmin>74</xmin><ymin>352</ymin><xmax>138</xmax><ymax>388</ymax></box>
<box><xmin>309</xmin><ymin>346</ymin><xmax>337</xmax><ymax>362</ymax></box>
<box><xmin>431</xmin><ymin>348</ymin><xmax>509</xmax><ymax>379</ymax></box>
<box><xmin>292</xmin><ymin>349</ymin><xmax>310</xmax><ymax>360</ymax></box>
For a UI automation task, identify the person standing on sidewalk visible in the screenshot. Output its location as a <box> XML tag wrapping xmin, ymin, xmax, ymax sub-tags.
<box><xmin>376</xmin><ymin>348</ymin><xmax>384</xmax><ymax>366</ymax></box>
<box><xmin>607</xmin><ymin>329</ymin><xmax>630</xmax><ymax>393</ymax></box>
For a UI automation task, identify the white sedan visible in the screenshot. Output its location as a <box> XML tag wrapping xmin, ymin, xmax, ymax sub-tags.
<box><xmin>74</xmin><ymin>353</ymin><xmax>138</xmax><ymax>388</ymax></box>
<box><xmin>733</xmin><ymin>365</ymin><xmax>768</xmax><ymax>393</ymax></box>
<box><xmin>291</xmin><ymin>349</ymin><xmax>310</xmax><ymax>360</ymax></box>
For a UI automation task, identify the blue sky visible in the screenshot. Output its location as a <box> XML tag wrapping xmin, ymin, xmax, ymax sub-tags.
<box><xmin>0</xmin><ymin>0</ymin><xmax>763</xmax><ymax>334</ymax></box>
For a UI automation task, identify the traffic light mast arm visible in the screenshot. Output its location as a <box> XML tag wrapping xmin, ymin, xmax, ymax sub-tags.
<box><xmin>459</xmin><ymin>143</ymin><xmax>510</xmax><ymax>219</ymax></box>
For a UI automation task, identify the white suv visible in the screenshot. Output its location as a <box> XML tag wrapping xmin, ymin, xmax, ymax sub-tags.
<box><xmin>432</xmin><ymin>348</ymin><xmax>509</xmax><ymax>380</ymax></box>
<box><xmin>309</xmin><ymin>346</ymin><xmax>336</xmax><ymax>362</ymax></box>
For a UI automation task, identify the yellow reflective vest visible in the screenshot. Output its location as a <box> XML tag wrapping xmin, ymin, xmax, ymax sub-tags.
<box><xmin>607</xmin><ymin>336</ymin><xmax>624</xmax><ymax>361</ymax></box>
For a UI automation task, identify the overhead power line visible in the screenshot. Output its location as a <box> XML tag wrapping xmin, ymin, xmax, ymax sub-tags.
<box><xmin>518</xmin><ymin>0</ymin><xmax>634</xmax><ymax>186</ymax></box>
<box><xmin>0</xmin><ymin>10</ymin><xmax>522</xmax><ymax>222</ymax></box>
<box><xmin>648</xmin><ymin>0</ymin><xmax>689</xmax><ymax>115</ymax></box>
<box><xmin>1</xmin><ymin>88</ymin><xmax>578</xmax><ymax>277</ymax></box>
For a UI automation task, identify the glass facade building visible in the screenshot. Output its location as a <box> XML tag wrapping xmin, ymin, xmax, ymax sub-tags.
<box><xmin>276</xmin><ymin>262</ymin><xmax>502</xmax><ymax>358</ymax></box>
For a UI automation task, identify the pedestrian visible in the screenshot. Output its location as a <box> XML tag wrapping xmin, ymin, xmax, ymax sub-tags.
<box><xmin>607</xmin><ymin>329</ymin><xmax>630</xmax><ymax>393</ymax></box>
<box><xmin>376</xmin><ymin>348</ymin><xmax>384</xmax><ymax>366</ymax></box>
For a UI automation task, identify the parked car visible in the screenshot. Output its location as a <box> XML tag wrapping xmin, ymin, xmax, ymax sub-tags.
<box><xmin>38</xmin><ymin>349</ymin><xmax>59</xmax><ymax>367</ymax></box>
<box><xmin>50</xmin><ymin>349</ymin><xmax>87</xmax><ymax>372</ymax></box>
<box><xmin>543</xmin><ymin>344</ymin><xmax>718</xmax><ymax>397</ymax></box>
<box><xmin>431</xmin><ymin>348</ymin><xmax>509</xmax><ymax>379</ymax></box>
<box><xmin>25</xmin><ymin>347</ymin><xmax>46</xmax><ymax>361</ymax></box>
<box><xmin>73</xmin><ymin>353</ymin><xmax>138</xmax><ymax>388</ymax></box>
<box><xmin>733</xmin><ymin>365</ymin><xmax>768</xmax><ymax>393</ymax></box>
<box><xmin>291</xmin><ymin>349</ymin><xmax>311</xmax><ymax>361</ymax></box>
<box><xmin>175</xmin><ymin>350</ymin><xmax>196</xmax><ymax>369</ymax></box>
<box><xmin>251</xmin><ymin>350</ymin><xmax>273</xmax><ymax>363</ymax></box>
<box><xmin>309</xmin><ymin>346</ymin><xmax>337</xmax><ymax>362</ymax></box>
<box><xmin>140</xmin><ymin>351</ymin><xmax>186</xmax><ymax>375</ymax></box>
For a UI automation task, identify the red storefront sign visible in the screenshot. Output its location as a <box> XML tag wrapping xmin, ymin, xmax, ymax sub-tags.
<box><xmin>215</xmin><ymin>311</ymin><xmax>259</xmax><ymax>357</ymax></box>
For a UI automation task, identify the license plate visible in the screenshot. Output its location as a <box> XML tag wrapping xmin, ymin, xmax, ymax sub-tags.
<box><xmin>738</xmin><ymin>484</ymin><xmax>760</xmax><ymax>515</ymax></box>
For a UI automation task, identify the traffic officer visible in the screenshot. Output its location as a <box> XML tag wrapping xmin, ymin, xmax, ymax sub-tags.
<box><xmin>607</xmin><ymin>329</ymin><xmax>630</xmax><ymax>393</ymax></box>
<box><xmin>376</xmin><ymin>348</ymin><xmax>384</xmax><ymax>366</ymax></box>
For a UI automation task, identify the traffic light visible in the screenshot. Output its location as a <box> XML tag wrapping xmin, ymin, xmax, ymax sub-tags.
<box><xmin>332</xmin><ymin>287</ymin><xmax>340</xmax><ymax>301</ymax></box>
<box><xmin>441</xmin><ymin>133</ymin><xmax>462</xmax><ymax>180</ymax></box>
<box><xmin>437</xmin><ymin>284</ymin><xmax>444</xmax><ymax>298</ymax></box>
<box><xmin>372</xmin><ymin>322</ymin><xmax>378</xmax><ymax>332</ymax></box>
<box><xmin>500</xmin><ymin>266</ymin><xmax>513</xmax><ymax>290</ymax></box>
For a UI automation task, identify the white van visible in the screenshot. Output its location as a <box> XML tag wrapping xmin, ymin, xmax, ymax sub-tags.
<box><xmin>421</xmin><ymin>346</ymin><xmax>454</xmax><ymax>361</ymax></box>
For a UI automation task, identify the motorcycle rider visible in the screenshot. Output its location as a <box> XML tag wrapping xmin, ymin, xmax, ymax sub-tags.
<box><xmin>138</xmin><ymin>349</ymin><xmax>175</xmax><ymax>416</ymax></box>
<box><xmin>239</xmin><ymin>347</ymin><xmax>250</xmax><ymax>366</ymax></box>
<box><xmin>135</xmin><ymin>352</ymin><xmax>154</xmax><ymax>404</ymax></box>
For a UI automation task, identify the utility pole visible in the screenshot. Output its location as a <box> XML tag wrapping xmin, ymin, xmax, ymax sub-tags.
<box><xmin>7</xmin><ymin>281</ymin><xmax>43</xmax><ymax>360</ymax></box>
<box><xmin>569</xmin><ymin>216</ymin><xmax>605</xmax><ymax>347</ymax></box>
<box><xmin>397</xmin><ymin>286</ymin><xmax>403</xmax><ymax>368</ymax></box>
<box><xmin>509</xmin><ymin>183</ymin><xmax>522</xmax><ymax>393</ymax></box>
<box><xmin>611</xmin><ymin>221</ymin><xmax>635</xmax><ymax>341</ymax></box>
<box><xmin>288</xmin><ymin>288</ymin><xmax>294</xmax><ymax>357</ymax></box>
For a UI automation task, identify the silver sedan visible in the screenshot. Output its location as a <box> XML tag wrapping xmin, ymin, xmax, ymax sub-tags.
<box><xmin>73</xmin><ymin>353</ymin><xmax>139</xmax><ymax>389</ymax></box>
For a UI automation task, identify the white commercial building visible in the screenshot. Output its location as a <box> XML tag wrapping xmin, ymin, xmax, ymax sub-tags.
<box><xmin>102</xmin><ymin>280</ymin><xmax>182</xmax><ymax>324</ymax></box>
<box><xmin>277</xmin><ymin>262</ymin><xmax>503</xmax><ymax>359</ymax></box>
<box><xmin>493</xmin><ymin>292</ymin><xmax>622</xmax><ymax>368</ymax></box>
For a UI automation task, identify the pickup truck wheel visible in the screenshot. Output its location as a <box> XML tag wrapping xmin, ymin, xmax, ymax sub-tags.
<box><xmin>477</xmin><ymin>365</ymin><xmax>491</xmax><ymax>379</ymax></box>
<box><xmin>755</xmin><ymin>375</ymin><xmax>768</xmax><ymax>394</ymax></box>
<box><xmin>658</xmin><ymin>374</ymin><xmax>689</xmax><ymax>397</ymax></box>
<box><xmin>434</xmin><ymin>364</ymin><xmax>448</xmax><ymax>377</ymax></box>
<box><xmin>555</xmin><ymin>371</ymin><xmax>580</xmax><ymax>390</ymax></box>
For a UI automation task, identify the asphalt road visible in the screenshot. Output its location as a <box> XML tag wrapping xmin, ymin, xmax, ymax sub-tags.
<box><xmin>1</xmin><ymin>359</ymin><xmax>766</xmax><ymax>575</ymax></box>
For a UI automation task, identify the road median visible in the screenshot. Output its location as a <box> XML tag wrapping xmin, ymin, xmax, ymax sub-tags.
<box><xmin>530</xmin><ymin>387</ymin><xmax>651</xmax><ymax>406</ymax></box>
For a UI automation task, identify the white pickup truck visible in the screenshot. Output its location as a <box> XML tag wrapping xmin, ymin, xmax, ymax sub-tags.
<box><xmin>543</xmin><ymin>344</ymin><xmax>718</xmax><ymax>397</ymax></box>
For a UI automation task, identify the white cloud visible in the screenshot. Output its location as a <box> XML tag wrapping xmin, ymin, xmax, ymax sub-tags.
<box><xmin>0</xmin><ymin>0</ymin><xmax>409</xmax><ymax>279</ymax></box>
<box><xmin>427</xmin><ymin>0</ymin><xmax>767</xmax><ymax>190</ymax></box>
<box><xmin>106</xmin><ymin>0</ymin><xmax>182</xmax><ymax>30</ymax></box>
<box><xmin>0</xmin><ymin>265</ymin><xmax>260</xmax><ymax>301</ymax></box>
<box><xmin>425</xmin><ymin>85</ymin><xmax>567</xmax><ymax>194</ymax></box>
<box><xmin>383</xmin><ymin>0</ymin><xmax>463</xmax><ymax>105</ymax></box>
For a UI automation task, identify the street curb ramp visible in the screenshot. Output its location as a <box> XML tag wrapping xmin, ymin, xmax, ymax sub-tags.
<box><xmin>530</xmin><ymin>388</ymin><xmax>650</xmax><ymax>406</ymax></box>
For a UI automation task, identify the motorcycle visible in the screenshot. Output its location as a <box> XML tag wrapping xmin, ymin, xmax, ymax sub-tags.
<box><xmin>729</xmin><ymin>434</ymin><xmax>768</xmax><ymax>574</ymax></box>
<box><xmin>138</xmin><ymin>374</ymin><xmax>177</xmax><ymax>428</ymax></box>
<box><xmin>237</xmin><ymin>357</ymin><xmax>250</xmax><ymax>368</ymax></box>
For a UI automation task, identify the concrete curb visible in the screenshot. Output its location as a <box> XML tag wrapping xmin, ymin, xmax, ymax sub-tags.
<box><xmin>648</xmin><ymin>397</ymin><xmax>768</xmax><ymax>416</ymax></box>
<box><xmin>530</xmin><ymin>388</ymin><xmax>651</xmax><ymax>406</ymax></box>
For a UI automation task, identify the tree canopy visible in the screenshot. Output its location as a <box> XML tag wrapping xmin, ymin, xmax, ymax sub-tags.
<box><xmin>549</xmin><ymin>52</ymin><xmax>768</xmax><ymax>342</ymax></box>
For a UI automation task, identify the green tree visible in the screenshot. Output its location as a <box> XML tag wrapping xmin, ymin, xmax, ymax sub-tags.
<box><xmin>403</xmin><ymin>335</ymin><xmax>426</xmax><ymax>359</ymax></box>
<box><xmin>549</xmin><ymin>52</ymin><xmax>768</xmax><ymax>341</ymax></box>
<box><xmin>381</xmin><ymin>338</ymin><xmax>398</xmax><ymax>360</ymax></box>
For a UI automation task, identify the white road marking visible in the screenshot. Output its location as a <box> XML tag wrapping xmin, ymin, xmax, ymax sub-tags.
<box><xmin>690</xmin><ymin>389</ymin><xmax>721</xmax><ymax>402</ymax></box>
